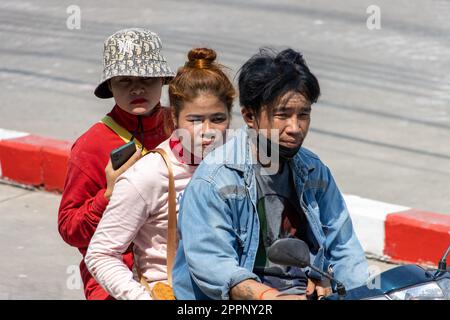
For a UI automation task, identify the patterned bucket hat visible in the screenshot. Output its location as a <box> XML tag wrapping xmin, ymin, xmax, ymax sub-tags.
<box><xmin>94</xmin><ymin>28</ymin><xmax>175</xmax><ymax>98</ymax></box>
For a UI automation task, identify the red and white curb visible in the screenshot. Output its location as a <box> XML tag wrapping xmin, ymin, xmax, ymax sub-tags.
<box><xmin>0</xmin><ymin>128</ymin><xmax>72</xmax><ymax>192</ymax></box>
<box><xmin>344</xmin><ymin>195</ymin><xmax>450</xmax><ymax>266</ymax></box>
<box><xmin>1</xmin><ymin>128</ymin><xmax>449</xmax><ymax>265</ymax></box>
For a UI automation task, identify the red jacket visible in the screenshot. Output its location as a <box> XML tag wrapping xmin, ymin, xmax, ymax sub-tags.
<box><xmin>58</xmin><ymin>104</ymin><xmax>172</xmax><ymax>300</ymax></box>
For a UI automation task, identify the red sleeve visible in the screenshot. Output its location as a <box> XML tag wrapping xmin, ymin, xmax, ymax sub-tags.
<box><xmin>56</xmin><ymin>123</ymin><xmax>116</xmax><ymax>250</ymax></box>
<box><xmin>58</xmin><ymin>158</ymin><xmax>110</xmax><ymax>248</ymax></box>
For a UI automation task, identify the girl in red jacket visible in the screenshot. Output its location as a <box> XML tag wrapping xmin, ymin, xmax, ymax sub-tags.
<box><xmin>58</xmin><ymin>28</ymin><xmax>175</xmax><ymax>300</ymax></box>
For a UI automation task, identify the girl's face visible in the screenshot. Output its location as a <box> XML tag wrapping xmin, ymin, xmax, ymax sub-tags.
<box><xmin>174</xmin><ymin>93</ymin><xmax>230</xmax><ymax>161</ymax></box>
<box><xmin>109</xmin><ymin>76</ymin><xmax>163</xmax><ymax>115</ymax></box>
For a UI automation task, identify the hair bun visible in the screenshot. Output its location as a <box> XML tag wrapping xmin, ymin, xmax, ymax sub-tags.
<box><xmin>186</xmin><ymin>48</ymin><xmax>217</xmax><ymax>69</ymax></box>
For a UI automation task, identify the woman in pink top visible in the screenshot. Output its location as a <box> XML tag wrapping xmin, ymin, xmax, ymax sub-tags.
<box><xmin>85</xmin><ymin>48</ymin><xmax>235</xmax><ymax>300</ymax></box>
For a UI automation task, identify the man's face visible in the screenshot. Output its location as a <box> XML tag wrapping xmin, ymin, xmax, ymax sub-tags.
<box><xmin>109</xmin><ymin>76</ymin><xmax>163</xmax><ymax>115</ymax></box>
<box><xmin>244</xmin><ymin>91</ymin><xmax>312</xmax><ymax>149</ymax></box>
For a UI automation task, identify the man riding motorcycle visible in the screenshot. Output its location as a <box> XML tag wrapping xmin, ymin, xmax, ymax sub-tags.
<box><xmin>173</xmin><ymin>48</ymin><xmax>369</xmax><ymax>300</ymax></box>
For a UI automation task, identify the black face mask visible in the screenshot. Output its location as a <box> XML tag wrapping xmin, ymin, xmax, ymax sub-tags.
<box><xmin>256</xmin><ymin>132</ymin><xmax>301</xmax><ymax>162</ymax></box>
<box><xmin>278</xmin><ymin>141</ymin><xmax>301</xmax><ymax>160</ymax></box>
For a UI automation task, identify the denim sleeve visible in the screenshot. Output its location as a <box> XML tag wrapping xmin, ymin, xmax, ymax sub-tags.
<box><xmin>318</xmin><ymin>166</ymin><xmax>369</xmax><ymax>290</ymax></box>
<box><xmin>179</xmin><ymin>177</ymin><xmax>259</xmax><ymax>300</ymax></box>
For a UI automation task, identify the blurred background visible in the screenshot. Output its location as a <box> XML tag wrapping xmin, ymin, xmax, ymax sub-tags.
<box><xmin>0</xmin><ymin>0</ymin><xmax>449</xmax><ymax>299</ymax></box>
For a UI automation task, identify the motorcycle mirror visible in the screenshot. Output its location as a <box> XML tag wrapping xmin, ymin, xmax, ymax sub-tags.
<box><xmin>437</xmin><ymin>245</ymin><xmax>450</xmax><ymax>272</ymax></box>
<box><xmin>268</xmin><ymin>238</ymin><xmax>348</xmax><ymax>297</ymax></box>
<box><xmin>267</xmin><ymin>238</ymin><xmax>311</xmax><ymax>268</ymax></box>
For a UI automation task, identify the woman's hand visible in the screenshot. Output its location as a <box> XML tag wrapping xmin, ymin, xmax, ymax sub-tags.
<box><xmin>104</xmin><ymin>148</ymin><xmax>142</xmax><ymax>200</ymax></box>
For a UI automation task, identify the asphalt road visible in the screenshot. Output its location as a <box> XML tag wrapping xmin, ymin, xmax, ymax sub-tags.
<box><xmin>1</xmin><ymin>0</ymin><xmax>449</xmax><ymax>213</ymax></box>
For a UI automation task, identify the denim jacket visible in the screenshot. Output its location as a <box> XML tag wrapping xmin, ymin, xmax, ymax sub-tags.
<box><xmin>173</xmin><ymin>126</ymin><xmax>368</xmax><ymax>300</ymax></box>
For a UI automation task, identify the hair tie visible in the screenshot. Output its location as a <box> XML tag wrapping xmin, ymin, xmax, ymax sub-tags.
<box><xmin>184</xmin><ymin>59</ymin><xmax>212</xmax><ymax>69</ymax></box>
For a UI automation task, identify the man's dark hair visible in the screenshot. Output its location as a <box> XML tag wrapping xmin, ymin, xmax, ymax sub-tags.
<box><xmin>238</xmin><ymin>48</ymin><xmax>320</xmax><ymax>115</ymax></box>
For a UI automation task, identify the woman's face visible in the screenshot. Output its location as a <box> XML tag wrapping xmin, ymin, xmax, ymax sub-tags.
<box><xmin>174</xmin><ymin>93</ymin><xmax>230</xmax><ymax>162</ymax></box>
<box><xmin>109</xmin><ymin>76</ymin><xmax>163</xmax><ymax>115</ymax></box>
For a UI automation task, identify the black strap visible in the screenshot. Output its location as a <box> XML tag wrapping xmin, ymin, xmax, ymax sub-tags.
<box><xmin>130</xmin><ymin>116</ymin><xmax>145</xmax><ymax>150</ymax></box>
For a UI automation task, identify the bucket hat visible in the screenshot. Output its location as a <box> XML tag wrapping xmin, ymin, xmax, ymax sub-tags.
<box><xmin>94</xmin><ymin>28</ymin><xmax>175</xmax><ymax>98</ymax></box>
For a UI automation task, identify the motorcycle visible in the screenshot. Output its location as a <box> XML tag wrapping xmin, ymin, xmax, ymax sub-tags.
<box><xmin>267</xmin><ymin>238</ymin><xmax>450</xmax><ymax>300</ymax></box>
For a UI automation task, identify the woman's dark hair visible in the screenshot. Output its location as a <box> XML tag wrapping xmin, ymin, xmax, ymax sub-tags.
<box><xmin>238</xmin><ymin>48</ymin><xmax>320</xmax><ymax>115</ymax></box>
<box><xmin>169</xmin><ymin>48</ymin><xmax>235</xmax><ymax>118</ymax></box>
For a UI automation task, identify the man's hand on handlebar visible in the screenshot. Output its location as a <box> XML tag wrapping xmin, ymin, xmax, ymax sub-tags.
<box><xmin>306</xmin><ymin>278</ymin><xmax>332</xmax><ymax>300</ymax></box>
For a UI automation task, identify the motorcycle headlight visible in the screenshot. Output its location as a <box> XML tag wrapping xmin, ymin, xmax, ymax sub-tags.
<box><xmin>388</xmin><ymin>282</ymin><xmax>446</xmax><ymax>300</ymax></box>
<box><xmin>363</xmin><ymin>295</ymin><xmax>389</xmax><ymax>300</ymax></box>
<box><xmin>437</xmin><ymin>278</ymin><xmax>450</xmax><ymax>299</ymax></box>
